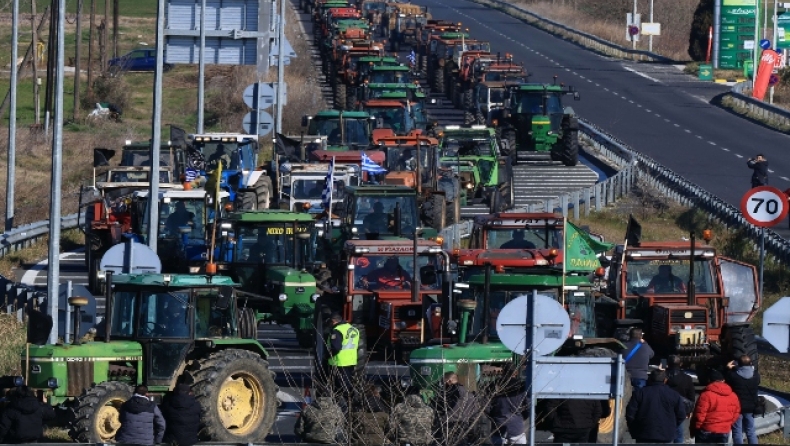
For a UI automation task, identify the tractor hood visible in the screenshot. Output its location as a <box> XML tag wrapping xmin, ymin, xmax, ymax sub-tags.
<box><xmin>266</xmin><ymin>266</ymin><xmax>318</xmax><ymax>311</ymax></box>
<box><xmin>456</xmin><ymin>248</ymin><xmax>561</xmax><ymax>267</ymax></box>
<box><xmin>409</xmin><ymin>341</ymin><xmax>513</xmax><ymax>389</ymax></box>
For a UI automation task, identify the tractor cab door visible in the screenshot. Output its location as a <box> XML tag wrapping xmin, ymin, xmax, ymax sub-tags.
<box><xmin>137</xmin><ymin>290</ymin><xmax>194</xmax><ymax>387</ymax></box>
<box><xmin>719</xmin><ymin>257</ymin><xmax>760</xmax><ymax>323</ymax></box>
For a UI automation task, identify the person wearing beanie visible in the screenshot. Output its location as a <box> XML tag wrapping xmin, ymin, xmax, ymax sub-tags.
<box><xmin>691</xmin><ymin>369</ymin><xmax>741</xmax><ymax>444</ymax></box>
<box><xmin>623</xmin><ymin>328</ymin><xmax>654</xmax><ymax>388</ymax></box>
<box><xmin>159</xmin><ymin>383</ymin><xmax>202</xmax><ymax>446</ymax></box>
<box><xmin>626</xmin><ymin>370</ymin><xmax>687</xmax><ymax>443</ymax></box>
<box><xmin>726</xmin><ymin>355</ymin><xmax>761</xmax><ymax>444</ymax></box>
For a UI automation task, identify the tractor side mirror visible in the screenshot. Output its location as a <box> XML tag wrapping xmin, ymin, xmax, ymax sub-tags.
<box><xmin>420</xmin><ymin>265</ymin><xmax>438</xmax><ymax>286</ymax></box>
<box><xmin>215</xmin><ymin>286</ymin><xmax>233</xmax><ymax>310</ymax></box>
<box><xmin>573</xmin><ymin>92</ymin><xmax>580</xmax><ymax>101</ymax></box>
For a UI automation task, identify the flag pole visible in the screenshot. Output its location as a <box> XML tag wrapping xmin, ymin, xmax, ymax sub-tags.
<box><xmin>562</xmin><ymin>217</ymin><xmax>567</xmax><ymax>307</ymax></box>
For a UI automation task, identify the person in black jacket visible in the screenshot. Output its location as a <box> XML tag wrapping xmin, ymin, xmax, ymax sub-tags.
<box><xmin>665</xmin><ymin>355</ymin><xmax>695</xmax><ymax>444</ymax></box>
<box><xmin>544</xmin><ymin>398</ymin><xmax>603</xmax><ymax>443</ymax></box>
<box><xmin>0</xmin><ymin>386</ymin><xmax>55</xmax><ymax>443</ymax></box>
<box><xmin>489</xmin><ymin>365</ymin><xmax>528</xmax><ymax>445</ymax></box>
<box><xmin>115</xmin><ymin>385</ymin><xmax>166</xmax><ymax>446</ymax></box>
<box><xmin>159</xmin><ymin>383</ymin><xmax>202</xmax><ymax>446</ymax></box>
<box><xmin>726</xmin><ymin>355</ymin><xmax>760</xmax><ymax>444</ymax></box>
<box><xmin>623</xmin><ymin>328</ymin><xmax>654</xmax><ymax>389</ymax></box>
<box><xmin>747</xmin><ymin>154</ymin><xmax>768</xmax><ymax>188</ymax></box>
<box><xmin>626</xmin><ymin>369</ymin><xmax>687</xmax><ymax>443</ymax></box>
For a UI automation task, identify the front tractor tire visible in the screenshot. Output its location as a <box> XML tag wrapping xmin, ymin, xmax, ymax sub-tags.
<box><xmin>69</xmin><ymin>381</ymin><xmax>134</xmax><ymax>443</ymax></box>
<box><xmin>559</xmin><ymin>128</ymin><xmax>579</xmax><ymax>167</ymax></box>
<box><xmin>189</xmin><ymin>349</ymin><xmax>278</xmax><ymax>442</ymax></box>
<box><xmin>254</xmin><ymin>175</ymin><xmax>274</xmax><ymax>210</ymax></box>
<box><xmin>235</xmin><ymin>191</ymin><xmax>258</xmax><ymax>211</ymax></box>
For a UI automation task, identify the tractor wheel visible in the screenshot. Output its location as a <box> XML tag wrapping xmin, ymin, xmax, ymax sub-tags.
<box><xmin>463</xmin><ymin>88</ymin><xmax>473</xmax><ymax>109</ymax></box>
<box><xmin>434</xmin><ymin>68</ymin><xmax>445</xmax><ymax>94</ymax></box>
<box><xmin>335</xmin><ymin>81</ymin><xmax>347</xmax><ymax>110</ymax></box>
<box><xmin>188</xmin><ymin>349</ymin><xmax>278</xmax><ymax>442</ymax></box>
<box><xmin>69</xmin><ymin>381</ymin><xmax>134</xmax><ymax>442</ymax></box>
<box><xmin>234</xmin><ymin>191</ymin><xmax>257</xmax><ymax>211</ymax></box>
<box><xmin>254</xmin><ymin>175</ymin><xmax>273</xmax><ymax>210</ymax></box>
<box><xmin>505</xmin><ymin>181</ymin><xmax>515</xmax><ymax>209</ymax></box>
<box><xmin>422</xmin><ymin>193</ymin><xmax>447</xmax><ymax>231</ymax></box>
<box><xmin>237</xmin><ymin>308</ymin><xmax>258</xmax><ymax>340</ymax></box>
<box><xmin>504</xmin><ymin>129</ymin><xmax>517</xmax><ymax>156</ymax></box>
<box><xmin>475</xmin><ymin>111</ymin><xmax>485</xmax><ymax>126</ymax></box>
<box><xmin>489</xmin><ymin>189</ymin><xmax>501</xmax><ymax>213</ymax></box>
<box><xmin>87</xmin><ymin>248</ymin><xmax>102</xmax><ymax>295</ymax></box>
<box><xmin>575</xmin><ymin>347</ymin><xmax>632</xmax><ymax>444</ymax></box>
<box><xmin>346</xmin><ymin>91</ymin><xmax>358</xmax><ymax>111</ymax></box>
<box><xmin>721</xmin><ymin>324</ymin><xmax>759</xmax><ymax>370</ymax></box>
<box><xmin>560</xmin><ymin>128</ymin><xmax>579</xmax><ymax>167</ymax></box>
<box><xmin>463</xmin><ymin>111</ymin><xmax>475</xmax><ymax>125</ymax></box>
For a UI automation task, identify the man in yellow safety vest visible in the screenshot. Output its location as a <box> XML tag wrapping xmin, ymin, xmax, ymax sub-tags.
<box><xmin>326</xmin><ymin>313</ymin><xmax>360</xmax><ymax>399</ymax></box>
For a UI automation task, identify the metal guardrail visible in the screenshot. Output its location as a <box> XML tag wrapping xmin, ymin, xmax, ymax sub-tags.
<box><xmin>467</xmin><ymin>0</ymin><xmax>676</xmax><ymax>63</ymax></box>
<box><xmin>727</xmin><ymin>81</ymin><xmax>790</xmax><ymax>130</ymax></box>
<box><xmin>0</xmin><ymin>212</ymin><xmax>83</xmax><ymax>258</ymax></box>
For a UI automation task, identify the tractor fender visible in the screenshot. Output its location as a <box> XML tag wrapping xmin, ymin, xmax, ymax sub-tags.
<box><xmin>245</xmin><ymin>170</ymin><xmax>266</xmax><ymax>188</ymax></box>
<box><xmin>564</xmin><ymin>115</ymin><xmax>579</xmax><ymax>130</ymax></box>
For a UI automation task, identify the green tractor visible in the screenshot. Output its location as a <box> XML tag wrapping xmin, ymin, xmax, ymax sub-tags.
<box><xmin>438</xmin><ymin>125</ymin><xmax>514</xmax><ymax>214</ymax></box>
<box><xmin>216</xmin><ymin>210</ymin><xmax>326</xmax><ymax>348</ymax></box>
<box><xmin>409</xmin><ymin>222</ymin><xmax>629</xmax><ymax>443</ymax></box>
<box><xmin>301</xmin><ymin>109</ymin><xmax>375</xmax><ymax>150</ymax></box>
<box><xmin>497</xmin><ymin>82</ymin><xmax>581</xmax><ymax>166</ymax></box>
<box><xmin>22</xmin><ymin>273</ymin><xmax>278</xmax><ymax>443</ymax></box>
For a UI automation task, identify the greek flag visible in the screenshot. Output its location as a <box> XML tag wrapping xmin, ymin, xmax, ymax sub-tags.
<box><xmin>361</xmin><ymin>152</ymin><xmax>387</xmax><ymax>174</ymax></box>
<box><xmin>322</xmin><ymin>157</ymin><xmax>335</xmax><ymax>212</ymax></box>
<box><xmin>408</xmin><ymin>50</ymin><xmax>416</xmax><ymax>65</ymax></box>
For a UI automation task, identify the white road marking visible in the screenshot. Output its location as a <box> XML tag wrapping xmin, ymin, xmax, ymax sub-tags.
<box><xmin>781</xmin><ymin>176</ymin><xmax>790</xmax><ymax>181</ymax></box>
<box><xmin>735</xmin><ymin>154</ymin><xmax>744</xmax><ymax>158</ymax></box>
<box><xmin>623</xmin><ymin>66</ymin><xmax>661</xmax><ymax>83</ymax></box>
<box><xmin>674</xmin><ymin>123</ymin><xmax>680</xmax><ymax>127</ymax></box>
<box><xmin>708</xmin><ymin>141</ymin><xmax>717</xmax><ymax>146</ymax></box>
<box><xmin>722</xmin><ymin>148</ymin><xmax>730</xmax><ymax>152</ymax></box>
<box><xmin>685</xmin><ymin>129</ymin><xmax>692</xmax><ymax>133</ymax></box>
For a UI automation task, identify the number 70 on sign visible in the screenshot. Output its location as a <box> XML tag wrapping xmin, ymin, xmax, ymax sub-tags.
<box><xmin>740</xmin><ymin>186</ymin><xmax>789</xmax><ymax>227</ymax></box>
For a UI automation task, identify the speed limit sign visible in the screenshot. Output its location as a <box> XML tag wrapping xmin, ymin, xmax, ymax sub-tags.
<box><xmin>740</xmin><ymin>186</ymin><xmax>789</xmax><ymax>227</ymax></box>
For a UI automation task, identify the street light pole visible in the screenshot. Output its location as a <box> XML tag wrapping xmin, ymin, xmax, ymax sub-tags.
<box><xmin>649</xmin><ymin>0</ymin><xmax>654</xmax><ymax>52</ymax></box>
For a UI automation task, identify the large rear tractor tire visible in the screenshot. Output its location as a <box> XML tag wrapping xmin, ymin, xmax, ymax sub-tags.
<box><xmin>335</xmin><ymin>80</ymin><xmax>347</xmax><ymax>111</ymax></box>
<box><xmin>463</xmin><ymin>111</ymin><xmax>475</xmax><ymax>125</ymax></box>
<box><xmin>503</xmin><ymin>129</ymin><xmax>517</xmax><ymax>156</ymax></box>
<box><xmin>721</xmin><ymin>324</ymin><xmax>759</xmax><ymax>370</ymax></box>
<box><xmin>188</xmin><ymin>349</ymin><xmax>278</xmax><ymax>442</ymax></box>
<box><xmin>254</xmin><ymin>175</ymin><xmax>273</xmax><ymax>210</ymax></box>
<box><xmin>237</xmin><ymin>308</ymin><xmax>258</xmax><ymax>340</ymax></box>
<box><xmin>422</xmin><ymin>193</ymin><xmax>447</xmax><ymax>231</ymax></box>
<box><xmin>235</xmin><ymin>191</ymin><xmax>257</xmax><ymax>211</ymax></box>
<box><xmin>434</xmin><ymin>68</ymin><xmax>445</xmax><ymax>95</ymax></box>
<box><xmin>69</xmin><ymin>381</ymin><xmax>134</xmax><ymax>442</ymax></box>
<box><xmin>559</xmin><ymin>128</ymin><xmax>579</xmax><ymax>167</ymax></box>
<box><xmin>463</xmin><ymin>88</ymin><xmax>473</xmax><ymax>109</ymax></box>
<box><xmin>347</xmin><ymin>91</ymin><xmax>358</xmax><ymax>111</ymax></box>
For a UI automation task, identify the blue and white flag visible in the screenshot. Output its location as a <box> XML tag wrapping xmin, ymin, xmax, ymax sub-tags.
<box><xmin>322</xmin><ymin>157</ymin><xmax>335</xmax><ymax>212</ymax></box>
<box><xmin>408</xmin><ymin>50</ymin><xmax>416</xmax><ymax>65</ymax></box>
<box><xmin>361</xmin><ymin>152</ymin><xmax>387</xmax><ymax>174</ymax></box>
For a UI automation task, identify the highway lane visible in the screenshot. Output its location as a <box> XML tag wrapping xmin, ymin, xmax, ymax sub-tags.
<box><xmin>413</xmin><ymin>0</ymin><xmax>790</xmax><ymax>215</ymax></box>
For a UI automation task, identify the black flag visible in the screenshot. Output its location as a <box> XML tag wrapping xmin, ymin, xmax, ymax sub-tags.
<box><xmin>93</xmin><ymin>148</ymin><xmax>116</xmax><ymax>167</ymax></box>
<box><xmin>170</xmin><ymin>125</ymin><xmax>188</xmax><ymax>148</ymax></box>
<box><xmin>26</xmin><ymin>307</ymin><xmax>53</xmax><ymax>345</ymax></box>
<box><xmin>625</xmin><ymin>214</ymin><xmax>642</xmax><ymax>247</ymax></box>
<box><xmin>275</xmin><ymin>133</ymin><xmax>303</xmax><ymax>163</ymax></box>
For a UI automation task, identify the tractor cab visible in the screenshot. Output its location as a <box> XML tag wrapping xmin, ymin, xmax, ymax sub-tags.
<box><xmin>277</xmin><ymin>162</ymin><xmax>361</xmax><ymax>212</ymax></box>
<box><xmin>336</xmin><ymin>185</ymin><xmax>428</xmax><ymax>243</ymax></box>
<box><xmin>469</xmin><ymin>212</ymin><xmax>563</xmax><ymax>249</ymax></box>
<box><xmin>302</xmin><ymin>110</ymin><xmax>374</xmax><ymax>148</ymax></box>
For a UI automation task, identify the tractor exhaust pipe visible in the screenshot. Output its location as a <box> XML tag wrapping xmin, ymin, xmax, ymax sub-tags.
<box><xmin>68</xmin><ymin>296</ymin><xmax>89</xmax><ymax>345</ymax></box>
<box><xmin>104</xmin><ymin>271</ymin><xmax>114</xmax><ymax>343</ymax></box>
<box><xmin>394</xmin><ymin>202</ymin><xmax>402</xmax><ymax>237</ymax></box>
<box><xmin>482</xmin><ymin>262</ymin><xmax>491</xmax><ymax>344</ymax></box>
<box><xmin>688</xmin><ymin>232</ymin><xmax>696</xmax><ymax>306</ymax></box>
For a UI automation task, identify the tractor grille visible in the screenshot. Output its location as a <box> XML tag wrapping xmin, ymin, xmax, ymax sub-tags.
<box><xmin>397</xmin><ymin>305</ymin><xmax>422</xmax><ymax>321</ymax></box>
<box><xmin>67</xmin><ymin>361</ymin><xmax>94</xmax><ymax>395</ymax></box>
<box><xmin>669</xmin><ymin>309</ymin><xmax>707</xmax><ymax>324</ymax></box>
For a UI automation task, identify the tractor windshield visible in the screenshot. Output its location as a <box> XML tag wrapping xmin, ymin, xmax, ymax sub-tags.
<box><xmin>292</xmin><ymin>179</ymin><xmax>347</xmax><ymax>200</ymax></box>
<box><xmin>106</xmin><ymin>169</ymin><xmax>172</xmax><ymax>184</ymax></box>
<box><xmin>384</xmin><ymin>146</ymin><xmax>432</xmax><ymax>172</ymax></box>
<box><xmin>411</xmin><ymin>102</ymin><xmax>428</xmax><ymax>128</ymax></box>
<box><xmin>488</xmin><ymin>88</ymin><xmax>505</xmax><ymax>104</ymax></box>
<box><xmin>441</xmin><ymin>139</ymin><xmax>495</xmax><ymax>157</ymax></box>
<box><xmin>110</xmin><ymin>289</ymin><xmax>192</xmax><ymax>339</ymax></box>
<box><xmin>370</xmin><ymin>71</ymin><xmax>410</xmax><ymax>83</ymax></box>
<box><xmin>308</xmin><ymin>117</ymin><xmax>371</xmax><ymax>146</ymax></box>
<box><xmin>485</xmin><ymin>226</ymin><xmax>562</xmax><ymax>249</ymax></box>
<box><xmin>624</xmin><ymin>259</ymin><xmax>716</xmax><ymax>296</ymax></box>
<box><xmin>515</xmin><ymin>92</ymin><xmax>562</xmax><ymax>115</ymax></box>
<box><xmin>368</xmin><ymin>107</ymin><xmax>408</xmax><ymax>133</ymax></box>
<box><xmin>351</xmin><ymin>254</ymin><xmax>443</xmax><ymax>291</ymax></box>
<box><xmin>120</xmin><ymin>149</ymin><xmax>174</xmax><ymax>167</ymax></box>
<box><xmin>354</xmin><ymin>195</ymin><xmax>418</xmax><ymax>235</ymax></box>
<box><xmin>232</xmin><ymin>223</ymin><xmax>315</xmax><ymax>266</ymax></box>
<box><xmin>194</xmin><ymin>141</ymin><xmax>246</xmax><ymax>171</ymax></box>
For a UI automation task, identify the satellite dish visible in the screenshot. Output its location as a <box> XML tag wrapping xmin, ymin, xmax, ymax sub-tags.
<box><xmin>100</xmin><ymin>241</ymin><xmax>162</xmax><ymax>275</ymax></box>
<box><xmin>496</xmin><ymin>293</ymin><xmax>571</xmax><ymax>356</ymax></box>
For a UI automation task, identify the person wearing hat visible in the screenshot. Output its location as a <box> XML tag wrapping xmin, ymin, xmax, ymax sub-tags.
<box><xmin>159</xmin><ymin>383</ymin><xmax>201</xmax><ymax>446</ymax></box>
<box><xmin>726</xmin><ymin>355</ymin><xmax>761</xmax><ymax>444</ymax></box>
<box><xmin>691</xmin><ymin>368</ymin><xmax>741</xmax><ymax>444</ymax></box>
<box><xmin>625</xmin><ymin>369</ymin><xmax>687</xmax><ymax>443</ymax></box>
<box><xmin>363</xmin><ymin>201</ymin><xmax>390</xmax><ymax>234</ymax></box>
<box><xmin>325</xmin><ymin>312</ymin><xmax>360</xmax><ymax>399</ymax></box>
<box><xmin>747</xmin><ymin>154</ymin><xmax>768</xmax><ymax>188</ymax></box>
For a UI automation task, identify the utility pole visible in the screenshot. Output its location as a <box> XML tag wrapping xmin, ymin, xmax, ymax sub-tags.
<box><xmin>102</xmin><ymin>0</ymin><xmax>109</xmax><ymax>71</ymax></box>
<box><xmin>275</xmin><ymin>0</ymin><xmax>286</xmax><ymax>133</ymax></box>
<box><xmin>87</xmin><ymin>0</ymin><xmax>95</xmax><ymax>98</ymax></box>
<box><xmin>45</xmin><ymin>0</ymin><xmax>58</xmax><ymax>133</ymax></box>
<box><xmin>649</xmin><ymin>0</ymin><xmax>654</xmax><ymax>52</ymax></box>
<box><xmin>147</xmin><ymin>0</ymin><xmax>167</xmax><ymax>251</ymax></box>
<box><xmin>197</xmin><ymin>0</ymin><xmax>206</xmax><ymax>133</ymax></box>
<box><xmin>32</xmin><ymin>0</ymin><xmax>40</xmax><ymax>125</ymax></box>
<box><xmin>755</xmin><ymin>0</ymin><xmax>761</xmax><ymax>89</ymax></box>
<box><xmin>632</xmin><ymin>0</ymin><xmax>637</xmax><ymax>50</ymax></box>
<box><xmin>112</xmin><ymin>0</ymin><xmax>119</xmax><ymax>58</ymax></box>
<box><xmin>6</xmin><ymin>0</ymin><xmax>19</xmax><ymax>231</ymax></box>
<box><xmin>73</xmin><ymin>0</ymin><xmax>84</xmax><ymax>121</ymax></box>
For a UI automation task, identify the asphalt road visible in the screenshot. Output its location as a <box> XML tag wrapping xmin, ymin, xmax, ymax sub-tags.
<box><xmin>412</xmin><ymin>0</ymin><xmax>790</xmax><ymax>217</ymax></box>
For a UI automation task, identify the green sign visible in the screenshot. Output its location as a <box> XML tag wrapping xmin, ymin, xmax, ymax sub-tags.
<box><xmin>722</xmin><ymin>0</ymin><xmax>755</xmax><ymax>5</ymax></box>
<box><xmin>698</xmin><ymin>64</ymin><xmax>713</xmax><ymax>81</ymax></box>
<box><xmin>719</xmin><ymin>0</ymin><xmax>755</xmax><ymax>69</ymax></box>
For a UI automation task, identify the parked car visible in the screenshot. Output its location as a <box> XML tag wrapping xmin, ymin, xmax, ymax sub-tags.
<box><xmin>108</xmin><ymin>48</ymin><xmax>174</xmax><ymax>73</ymax></box>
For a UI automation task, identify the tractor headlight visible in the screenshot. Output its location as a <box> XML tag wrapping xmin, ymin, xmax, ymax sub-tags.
<box><xmin>13</xmin><ymin>376</ymin><xmax>24</xmax><ymax>387</ymax></box>
<box><xmin>465</xmin><ymin>182</ymin><xmax>473</xmax><ymax>190</ymax></box>
<box><xmin>189</xmin><ymin>266</ymin><xmax>200</xmax><ymax>273</ymax></box>
<box><xmin>311</xmin><ymin>293</ymin><xmax>320</xmax><ymax>302</ymax></box>
<box><xmin>47</xmin><ymin>378</ymin><xmax>59</xmax><ymax>389</ymax></box>
<box><xmin>97</xmin><ymin>270</ymin><xmax>106</xmax><ymax>281</ymax></box>
<box><xmin>395</xmin><ymin>321</ymin><xmax>407</xmax><ymax>329</ymax></box>
<box><xmin>278</xmin><ymin>293</ymin><xmax>288</xmax><ymax>302</ymax></box>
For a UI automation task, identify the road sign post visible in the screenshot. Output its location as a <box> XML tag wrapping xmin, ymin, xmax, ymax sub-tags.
<box><xmin>740</xmin><ymin>186</ymin><xmax>789</xmax><ymax>302</ymax></box>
